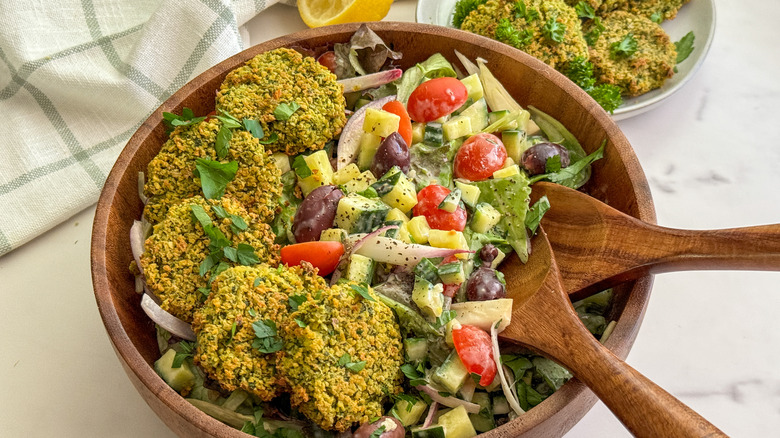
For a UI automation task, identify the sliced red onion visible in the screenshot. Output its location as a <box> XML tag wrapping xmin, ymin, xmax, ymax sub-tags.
<box><xmin>337</xmin><ymin>95</ymin><xmax>396</xmax><ymax>170</ymax></box>
<box><xmin>355</xmin><ymin>236</ymin><xmax>472</xmax><ymax>268</ymax></box>
<box><xmin>416</xmin><ymin>385</ymin><xmax>480</xmax><ymax>414</ymax></box>
<box><xmin>351</xmin><ymin>225</ymin><xmax>398</xmax><ymax>253</ymax></box>
<box><xmin>491</xmin><ymin>320</ymin><xmax>525</xmax><ymax>415</ymax></box>
<box><xmin>130</xmin><ymin>220</ymin><xmax>146</xmax><ymax>276</ymax></box>
<box><xmin>422</xmin><ymin>402</ymin><xmax>438</xmax><ymax>429</ymax></box>
<box><xmin>141</xmin><ymin>293</ymin><xmax>196</xmax><ymax>341</ymax></box>
<box><xmin>339</xmin><ymin>69</ymin><xmax>402</xmax><ymax>94</ymax></box>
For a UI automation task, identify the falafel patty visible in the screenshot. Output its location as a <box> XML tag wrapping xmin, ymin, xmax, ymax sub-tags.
<box><xmin>192</xmin><ymin>264</ymin><xmax>328</xmax><ymax>401</ymax></box>
<box><xmin>460</xmin><ymin>0</ymin><xmax>589</xmax><ymax>70</ymax></box>
<box><xmin>143</xmin><ymin>118</ymin><xmax>282</xmax><ymax>225</ymax></box>
<box><xmin>140</xmin><ymin>196</ymin><xmax>279</xmax><ymax>322</ymax></box>
<box><xmin>585</xmin><ymin>11</ymin><xmax>677</xmax><ymax>96</ymax></box>
<box><xmin>216</xmin><ymin>48</ymin><xmax>347</xmax><ymax>156</ymax></box>
<box><xmin>277</xmin><ymin>282</ymin><xmax>404</xmax><ymax>432</ymax></box>
<box><xmin>598</xmin><ymin>0</ymin><xmax>690</xmax><ymax>21</ymax></box>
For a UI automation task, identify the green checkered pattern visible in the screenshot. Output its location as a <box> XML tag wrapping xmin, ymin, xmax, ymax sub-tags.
<box><xmin>0</xmin><ymin>0</ymin><xmax>294</xmax><ymax>256</ymax></box>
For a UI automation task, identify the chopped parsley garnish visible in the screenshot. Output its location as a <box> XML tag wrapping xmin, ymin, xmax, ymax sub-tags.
<box><xmin>495</xmin><ymin>18</ymin><xmax>533</xmax><ymax>48</ymax></box>
<box><xmin>259</xmin><ymin>132</ymin><xmax>279</xmax><ymax>145</ymax></box>
<box><xmin>223</xmin><ymin>243</ymin><xmax>260</xmax><ymax>266</ymax></box>
<box><xmin>574</xmin><ymin>1</ymin><xmax>595</xmax><ymax>19</ymax></box>
<box><xmin>584</xmin><ymin>17</ymin><xmax>605</xmax><ymax>46</ymax></box>
<box><xmin>452</xmin><ymin>0</ymin><xmax>487</xmax><ymax>28</ymax></box>
<box><xmin>294</xmin><ymin>318</ymin><xmax>307</xmax><ymax>328</ymax></box>
<box><xmin>350</xmin><ymin>283</ymin><xmax>375</xmax><ymax>302</ymax></box>
<box><xmin>564</xmin><ymin>56</ymin><xmax>623</xmax><ymax>113</ymax></box>
<box><xmin>288</xmin><ymin>294</ymin><xmax>307</xmax><ymax>311</ymax></box>
<box><xmin>171</xmin><ymin>341</ymin><xmax>195</xmax><ymax>368</ymax></box>
<box><xmin>194</xmin><ymin>158</ymin><xmax>238</xmax><ymax>200</ymax></box>
<box><xmin>392</xmin><ymin>394</ymin><xmax>419</xmax><ymax>412</ymax></box>
<box><xmin>273</xmin><ymin>102</ymin><xmax>300</xmax><ymax>121</ymax></box>
<box><xmin>212</xmin><ymin>110</ymin><xmax>242</xmax><ymax>160</ymax></box>
<box><xmin>252</xmin><ymin>319</ymin><xmax>283</xmax><ymax>354</ymax></box>
<box><xmin>337</xmin><ymin>353</ymin><xmax>366</xmax><ymax>373</ymax></box>
<box><xmin>514</xmin><ymin>1</ymin><xmax>539</xmax><ymax>21</ymax></box>
<box><xmin>242</xmin><ymin>118</ymin><xmax>264</xmax><ymax>139</ymax></box>
<box><xmin>675</xmin><ymin>31</ymin><xmax>695</xmax><ymax>64</ymax></box>
<box><xmin>525</xmin><ymin>195</ymin><xmax>550</xmax><ymax>235</ymax></box>
<box><xmin>292</xmin><ymin>155</ymin><xmax>312</xmax><ymax>179</ymax></box>
<box><xmin>545</xmin><ymin>154</ymin><xmax>562</xmax><ymax>173</ymax></box>
<box><xmin>248</xmin><ymin>308</ymin><xmax>257</xmax><ymax>317</ymax></box>
<box><xmin>650</xmin><ymin>11</ymin><xmax>663</xmax><ymax>24</ymax></box>
<box><xmin>198</xmin><ymin>287</ymin><xmax>211</xmax><ymax>297</ymax></box>
<box><xmin>610</xmin><ymin>33</ymin><xmax>638</xmax><ymax>57</ymax></box>
<box><xmin>400</xmin><ymin>363</ymin><xmax>428</xmax><ymax>386</ymax></box>
<box><xmin>542</xmin><ymin>14</ymin><xmax>566</xmax><ymax>43</ymax></box>
<box><xmin>162</xmin><ymin>107</ymin><xmax>205</xmax><ymax>133</ymax></box>
<box><xmin>211</xmin><ymin>204</ymin><xmax>248</xmax><ymax>234</ymax></box>
<box><xmin>356</xmin><ymin>186</ymin><xmax>379</xmax><ymax>199</ymax></box>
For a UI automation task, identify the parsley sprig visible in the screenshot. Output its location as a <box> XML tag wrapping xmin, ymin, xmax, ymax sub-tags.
<box><xmin>564</xmin><ymin>56</ymin><xmax>623</xmax><ymax>113</ymax></box>
<box><xmin>495</xmin><ymin>18</ymin><xmax>533</xmax><ymax>48</ymax></box>
<box><xmin>610</xmin><ymin>33</ymin><xmax>638</xmax><ymax>57</ymax></box>
<box><xmin>162</xmin><ymin>107</ymin><xmax>205</xmax><ymax>133</ymax></box>
<box><xmin>171</xmin><ymin>341</ymin><xmax>195</xmax><ymax>368</ymax></box>
<box><xmin>190</xmin><ymin>204</ymin><xmax>260</xmax><ymax>277</ymax></box>
<box><xmin>252</xmin><ymin>319</ymin><xmax>283</xmax><ymax>354</ymax></box>
<box><xmin>338</xmin><ymin>353</ymin><xmax>367</xmax><ymax>373</ymax></box>
<box><xmin>542</xmin><ymin>14</ymin><xmax>566</xmax><ymax>43</ymax></box>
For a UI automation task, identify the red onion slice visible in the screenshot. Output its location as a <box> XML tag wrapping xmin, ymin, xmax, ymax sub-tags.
<box><xmin>130</xmin><ymin>220</ymin><xmax>146</xmax><ymax>276</ymax></box>
<box><xmin>416</xmin><ymin>385</ymin><xmax>480</xmax><ymax>414</ymax></box>
<box><xmin>339</xmin><ymin>69</ymin><xmax>402</xmax><ymax>94</ymax></box>
<box><xmin>491</xmin><ymin>319</ymin><xmax>525</xmax><ymax>415</ymax></box>
<box><xmin>422</xmin><ymin>402</ymin><xmax>438</xmax><ymax>429</ymax></box>
<box><xmin>337</xmin><ymin>95</ymin><xmax>396</xmax><ymax>170</ymax></box>
<box><xmin>141</xmin><ymin>293</ymin><xmax>196</xmax><ymax>341</ymax></box>
<box><xmin>355</xmin><ymin>236</ymin><xmax>472</xmax><ymax>268</ymax></box>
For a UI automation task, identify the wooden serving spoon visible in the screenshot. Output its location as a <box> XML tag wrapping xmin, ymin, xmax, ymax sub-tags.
<box><xmin>500</xmin><ymin>228</ymin><xmax>727</xmax><ymax>438</ymax></box>
<box><xmin>531</xmin><ymin>181</ymin><xmax>780</xmax><ymax>300</ymax></box>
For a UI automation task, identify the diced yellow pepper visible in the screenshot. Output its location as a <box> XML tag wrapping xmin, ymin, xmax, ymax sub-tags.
<box><xmin>363</xmin><ymin>108</ymin><xmax>400</xmax><ymax>137</ymax></box>
<box><xmin>428</xmin><ymin>230</ymin><xmax>470</xmax><ymax>259</ymax></box>
<box><xmin>407</xmin><ymin>216</ymin><xmax>431</xmax><ymax>244</ymax></box>
<box><xmin>333</xmin><ymin>163</ymin><xmax>361</xmax><ymax>185</ymax></box>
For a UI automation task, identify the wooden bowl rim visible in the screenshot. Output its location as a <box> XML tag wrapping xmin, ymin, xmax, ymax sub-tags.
<box><xmin>91</xmin><ymin>21</ymin><xmax>656</xmax><ymax>438</ymax></box>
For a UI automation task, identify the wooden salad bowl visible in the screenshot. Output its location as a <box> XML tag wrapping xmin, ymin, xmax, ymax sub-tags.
<box><xmin>91</xmin><ymin>22</ymin><xmax>655</xmax><ymax>438</ymax></box>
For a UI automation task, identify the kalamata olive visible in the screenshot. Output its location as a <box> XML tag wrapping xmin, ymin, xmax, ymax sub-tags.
<box><xmin>466</xmin><ymin>266</ymin><xmax>506</xmax><ymax>301</ymax></box>
<box><xmin>353</xmin><ymin>416</ymin><xmax>405</xmax><ymax>438</ymax></box>
<box><xmin>479</xmin><ymin>244</ymin><xmax>499</xmax><ymax>267</ymax></box>
<box><xmin>292</xmin><ymin>185</ymin><xmax>343</xmax><ymax>243</ymax></box>
<box><xmin>521</xmin><ymin>142</ymin><xmax>570</xmax><ymax>176</ymax></box>
<box><xmin>371</xmin><ymin>131</ymin><xmax>411</xmax><ymax>177</ymax></box>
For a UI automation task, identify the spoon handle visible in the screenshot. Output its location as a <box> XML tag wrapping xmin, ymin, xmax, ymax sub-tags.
<box><xmin>506</xmin><ymin>277</ymin><xmax>727</xmax><ymax>438</ymax></box>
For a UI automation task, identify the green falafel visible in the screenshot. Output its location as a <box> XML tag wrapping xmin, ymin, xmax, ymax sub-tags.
<box><xmin>143</xmin><ymin>118</ymin><xmax>282</xmax><ymax>225</ymax></box>
<box><xmin>192</xmin><ymin>264</ymin><xmax>328</xmax><ymax>401</ymax></box>
<box><xmin>585</xmin><ymin>11</ymin><xmax>677</xmax><ymax>96</ymax></box>
<box><xmin>216</xmin><ymin>48</ymin><xmax>347</xmax><ymax>156</ymax></box>
<box><xmin>460</xmin><ymin>0</ymin><xmax>589</xmax><ymax>70</ymax></box>
<box><xmin>140</xmin><ymin>196</ymin><xmax>279</xmax><ymax>323</ymax></box>
<box><xmin>599</xmin><ymin>0</ymin><xmax>690</xmax><ymax>22</ymax></box>
<box><xmin>277</xmin><ymin>282</ymin><xmax>404</xmax><ymax>432</ymax></box>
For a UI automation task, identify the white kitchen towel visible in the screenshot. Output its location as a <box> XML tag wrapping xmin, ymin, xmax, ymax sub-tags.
<box><xmin>0</xmin><ymin>0</ymin><xmax>296</xmax><ymax>256</ymax></box>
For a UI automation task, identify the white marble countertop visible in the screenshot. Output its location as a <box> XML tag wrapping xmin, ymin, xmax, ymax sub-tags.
<box><xmin>1</xmin><ymin>0</ymin><xmax>778</xmax><ymax>436</ymax></box>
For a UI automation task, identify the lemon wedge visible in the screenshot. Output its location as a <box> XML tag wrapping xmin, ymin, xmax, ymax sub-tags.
<box><xmin>297</xmin><ymin>0</ymin><xmax>394</xmax><ymax>28</ymax></box>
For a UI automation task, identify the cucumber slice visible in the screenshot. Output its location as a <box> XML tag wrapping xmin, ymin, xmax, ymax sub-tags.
<box><xmin>404</xmin><ymin>338</ymin><xmax>429</xmax><ymax>364</ymax></box>
<box><xmin>460</xmin><ymin>73</ymin><xmax>484</xmax><ymax>101</ymax></box>
<box><xmin>412</xmin><ymin>276</ymin><xmax>444</xmax><ymax>318</ymax></box>
<box><xmin>154</xmin><ymin>349</ymin><xmax>195</xmax><ymax>393</ymax></box>
<box><xmin>488</xmin><ymin>110</ymin><xmax>510</xmax><ymax>125</ymax></box>
<box><xmin>502</xmin><ymin>129</ymin><xmax>529</xmax><ymax>163</ymax></box>
<box><xmin>442</xmin><ymin>116</ymin><xmax>472</xmax><ymax>141</ymax></box>
<box><xmin>423</xmin><ymin>122</ymin><xmax>444</xmax><ymax>147</ymax></box>
<box><xmin>407</xmin><ymin>216</ymin><xmax>431</xmax><ymax>244</ymax></box>
<box><xmin>357</xmin><ymin>132</ymin><xmax>382</xmax><ymax>171</ymax></box>
<box><xmin>454</xmin><ymin>181</ymin><xmax>480</xmax><ymax>208</ymax></box>
<box><xmin>438</xmin><ymin>261</ymin><xmax>466</xmax><ymax>284</ymax></box>
<box><xmin>437</xmin><ymin>188</ymin><xmax>461</xmax><ymax>213</ymax></box>
<box><xmin>414</xmin><ymin>258</ymin><xmax>439</xmax><ymax>284</ymax></box>
<box><xmin>412</xmin><ymin>425</ymin><xmax>445</xmax><ymax>438</ymax></box>
<box><xmin>437</xmin><ymin>405</ymin><xmax>477</xmax><ymax>438</ymax></box>
<box><xmin>344</xmin><ymin>253</ymin><xmax>375</xmax><ymax>284</ymax></box>
<box><xmin>457</xmin><ymin>98</ymin><xmax>489</xmax><ymax>132</ymax></box>
<box><xmin>335</xmin><ymin>193</ymin><xmax>390</xmax><ymax>234</ymax></box>
<box><xmin>297</xmin><ymin>150</ymin><xmax>334</xmax><ymax>196</ymax></box>
<box><xmin>471</xmin><ymin>203</ymin><xmax>501</xmax><ymax>233</ymax></box>
<box><xmin>468</xmin><ymin>392</ymin><xmax>495</xmax><ymax>433</ymax></box>
<box><xmin>393</xmin><ymin>397</ymin><xmax>428</xmax><ymax>427</ymax></box>
<box><xmin>432</xmin><ymin>351</ymin><xmax>469</xmax><ymax>395</ymax></box>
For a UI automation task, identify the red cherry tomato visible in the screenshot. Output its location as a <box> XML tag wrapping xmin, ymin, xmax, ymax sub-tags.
<box><xmin>280</xmin><ymin>241</ymin><xmax>344</xmax><ymax>276</ymax></box>
<box><xmin>442</xmin><ymin>283</ymin><xmax>460</xmax><ymax>298</ymax></box>
<box><xmin>454</xmin><ymin>133</ymin><xmax>508</xmax><ymax>181</ymax></box>
<box><xmin>413</xmin><ymin>185</ymin><xmax>467</xmax><ymax>231</ymax></box>
<box><xmin>316</xmin><ymin>51</ymin><xmax>338</xmax><ymax>74</ymax></box>
<box><xmin>452</xmin><ymin>324</ymin><xmax>497</xmax><ymax>386</ymax></box>
<box><xmin>407</xmin><ymin>77</ymin><xmax>468</xmax><ymax>123</ymax></box>
<box><xmin>382</xmin><ymin>100</ymin><xmax>413</xmax><ymax>148</ymax></box>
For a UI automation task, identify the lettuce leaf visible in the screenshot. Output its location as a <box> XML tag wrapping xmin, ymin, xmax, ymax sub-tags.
<box><xmin>472</xmin><ymin>173</ymin><xmax>532</xmax><ymax>262</ymax></box>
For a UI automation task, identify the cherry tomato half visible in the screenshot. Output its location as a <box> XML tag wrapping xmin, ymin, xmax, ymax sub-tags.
<box><xmin>413</xmin><ymin>185</ymin><xmax>467</xmax><ymax>231</ymax></box>
<box><xmin>382</xmin><ymin>100</ymin><xmax>413</xmax><ymax>148</ymax></box>
<box><xmin>454</xmin><ymin>133</ymin><xmax>508</xmax><ymax>181</ymax></box>
<box><xmin>442</xmin><ymin>283</ymin><xmax>461</xmax><ymax>298</ymax></box>
<box><xmin>452</xmin><ymin>324</ymin><xmax>497</xmax><ymax>387</ymax></box>
<box><xmin>280</xmin><ymin>241</ymin><xmax>344</xmax><ymax>276</ymax></box>
<box><xmin>407</xmin><ymin>77</ymin><xmax>468</xmax><ymax>123</ymax></box>
<box><xmin>316</xmin><ymin>51</ymin><xmax>338</xmax><ymax>74</ymax></box>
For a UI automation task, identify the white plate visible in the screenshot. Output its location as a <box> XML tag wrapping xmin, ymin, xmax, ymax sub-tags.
<box><xmin>416</xmin><ymin>0</ymin><xmax>716</xmax><ymax>120</ymax></box>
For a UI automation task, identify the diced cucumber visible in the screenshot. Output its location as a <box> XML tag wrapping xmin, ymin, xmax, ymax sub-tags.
<box><xmin>354</xmin><ymin>97</ymin><xmax>372</xmax><ymax>111</ymax></box>
<box><xmin>154</xmin><ymin>349</ymin><xmax>195</xmax><ymax>393</ymax></box>
<box><xmin>412</xmin><ymin>122</ymin><xmax>426</xmax><ymax>144</ymax></box>
<box><xmin>407</xmin><ymin>216</ymin><xmax>431</xmax><ymax>244</ymax></box>
<box><xmin>319</xmin><ymin>228</ymin><xmax>347</xmax><ymax>243</ymax></box>
<box><xmin>412</xmin><ymin>425</ymin><xmax>445</xmax><ymax>438</ymax></box>
<box><xmin>363</xmin><ymin>108</ymin><xmax>400</xmax><ymax>137</ymax></box>
<box><xmin>423</xmin><ymin>122</ymin><xmax>444</xmax><ymax>147</ymax></box>
<box><xmin>386</xmin><ymin>208</ymin><xmax>410</xmax><ymax>223</ymax></box>
<box><xmin>492</xmin><ymin>395</ymin><xmax>510</xmax><ymax>415</ymax></box>
<box><xmin>404</xmin><ymin>338</ymin><xmax>429</xmax><ymax>364</ymax></box>
<box><xmin>490</xmin><ymin>248</ymin><xmax>506</xmax><ymax>269</ymax></box>
<box><xmin>297</xmin><ymin>150</ymin><xmax>334</xmax><ymax>196</ymax></box>
<box><xmin>488</xmin><ymin>110</ymin><xmax>510</xmax><ymax>125</ymax></box>
<box><xmin>437</xmin><ymin>405</ymin><xmax>477</xmax><ymax>438</ymax></box>
<box><xmin>333</xmin><ymin>163</ymin><xmax>361</xmax><ymax>185</ymax></box>
<box><xmin>428</xmin><ymin>230</ymin><xmax>470</xmax><ymax>260</ymax></box>
<box><xmin>470</xmin><ymin>203</ymin><xmax>501</xmax><ymax>233</ymax></box>
<box><xmin>340</xmin><ymin>170</ymin><xmax>376</xmax><ymax>193</ymax></box>
<box><xmin>412</xmin><ymin>276</ymin><xmax>444</xmax><ymax>318</ymax></box>
<box><xmin>492</xmin><ymin>164</ymin><xmax>520</xmax><ymax>179</ymax></box>
<box><xmin>438</xmin><ymin>261</ymin><xmax>466</xmax><ymax>284</ymax></box>
<box><xmin>454</xmin><ymin>181</ymin><xmax>480</xmax><ymax>208</ymax></box>
<box><xmin>335</xmin><ymin>193</ymin><xmax>390</xmax><ymax>234</ymax></box>
<box><xmin>457</xmin><ymin>98</ymin><xmax>489</xmax><ymax>132</ymax></box>
<box><xmin>393</xmin><ymin>397</ymin><xmax>428</xmax><ymax>427</ymax></box>
<box><xmin>460</xmin><ymin>73</ymin><xmax>484</xmax><ymax>101</ymax></box>
<box><xmin>344</xmin><ymin>253</ymin><xmax>375</xmax><ymax>284</ymax></box>
<box><xmin>414</xmin><ymin>258</ymin><xmax>440</xmax><ymax>284</ymax></box>
<box><xmin>432</xmin><ymin>351</ymin><xmax>469</xmax><ymax>395</ymax></box>
<box><xmin>502</xmin><ymin>130</ymin><xmax>529</xmax><ymax>163</ymax></box>
<box><xmin>442</xmin><ymin>115</ymin><xmax>472</xmax><ymax>141</ymax></box>
<box><xmin>449</xmin><ymin>299</ymin><xmax>513</xmax><ymax>333</ymax></box>
<box><xmin>459</xmin><ymin>377</ymin><xmax>476</xmax><ymax>402</ymax></box>
<box><xmin>383</xmin><ymin>220</ymin><xmax>404</xmax><ymax>238</ymax></box>
<box><xmin>468</xmin><ymin>392</ymin><xmax>495</xmax><ymax>433</ymax></box>
<box><xmin>437</xmin><ymin>188</ymin><xmax>461</xmax><ymax>213</ymax></box>
<box><xmin>372</xmin><ymin>167</ymin><xmax>418</xmax><ymax>213</ymax></box>
<box><xmin>357</xmin><ymin>132</ymin><xmax>382</xmax><ymax>171</ymax></box>
<box><xmin>272</xmin><ymin>152</ymin><xmax>291</xmax><ymax>174</ymax></box>
<box><xmin>445</xmin><ymin>318</ymin><xmax>461</xmax><ymax>346</ymax></box>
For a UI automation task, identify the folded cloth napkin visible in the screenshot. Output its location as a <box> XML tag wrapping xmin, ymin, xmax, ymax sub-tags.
<box><xmin>0</xmin><ymin>0</ymin><xmax>296</xmax><ymax>257</ymax></box>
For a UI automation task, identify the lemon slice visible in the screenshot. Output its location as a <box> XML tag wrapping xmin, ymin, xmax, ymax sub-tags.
<box><xmin>297</xmin><ymin>0</ymin><xmax>393</xmax><ymax>28</ymax></box>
